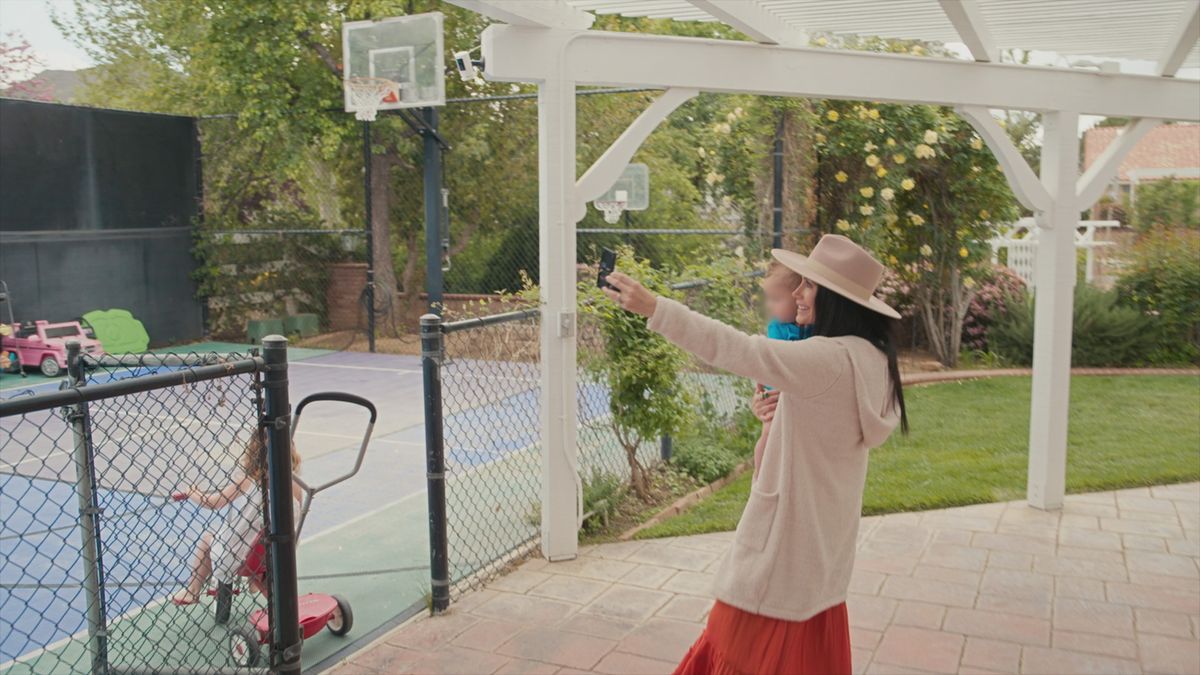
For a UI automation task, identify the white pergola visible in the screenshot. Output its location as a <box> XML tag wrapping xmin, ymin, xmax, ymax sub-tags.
<box><xmin>448</xmin><ymin>0</ymin><xmax>1200</xmax><ymax>561</ymax></box>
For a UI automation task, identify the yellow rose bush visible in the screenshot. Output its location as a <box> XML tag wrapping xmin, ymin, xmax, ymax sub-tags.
<box><xmin>813</xmin><ymin>100</ymin><xmax>1018</xmax><ymax>366</ymax></box>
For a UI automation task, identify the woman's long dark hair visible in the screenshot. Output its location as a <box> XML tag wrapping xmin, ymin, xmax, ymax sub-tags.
<box><xmin>811</xmin><ymin>285</ymin><xmax>909</xmax><ymax>434</ymax></box>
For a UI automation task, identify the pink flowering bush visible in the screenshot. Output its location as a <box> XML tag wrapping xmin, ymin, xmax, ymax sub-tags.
<box><xmin>961</xmin><ymin>265</ymin><xmax>1028</xmax><ymax>352</ymax></box>
<box><xmin>875</xmin><ymin>266</ymin><xmax>916</xmax><ymax>317</ymax></box>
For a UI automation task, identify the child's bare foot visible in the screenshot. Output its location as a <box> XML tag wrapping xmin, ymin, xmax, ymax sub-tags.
<box><xmin>171</xmin><ymin>589</ymin><xmax>200</xmax><ymax>606</ymax></box>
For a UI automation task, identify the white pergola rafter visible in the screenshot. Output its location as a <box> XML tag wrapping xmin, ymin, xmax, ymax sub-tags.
<box><xmin>447</xmin><ymin>0</ymin><xmax>1200</xmax><ymax>559</ymax></box>
<box><xmin>937</xmin><ymin>0</ymin><xmax>998</xmax><ymax>62</ymax></box>
<box><xmin>1156</xmin><ymin>0</ymin><xmax>1200</xmax><ymax>77</ymax></box>
<box><xmin>687</xmin><ymin>0</ymin><xmax>807</xmax><ymax>45</ymax></box>
<box><xmin>450</xmin><ymin>0</ymin><xmax>594</xmax><ymax>29</ymax></box>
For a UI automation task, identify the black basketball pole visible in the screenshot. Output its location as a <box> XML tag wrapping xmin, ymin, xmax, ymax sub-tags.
<box><xmin>363</xmin><ymin>120</ymin><xmax>377</xmax><ymax>352</ymax></box>
<box><xmin>423</xmin><ymin>107</ymin><xmax>444</xmax><ymax>315</ymax></box>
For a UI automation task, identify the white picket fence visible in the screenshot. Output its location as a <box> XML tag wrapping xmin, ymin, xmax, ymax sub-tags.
<box><xmin>989</xmin><ymin>218</ymin><xmax>1119</xmax><ymax>287</ymax></box>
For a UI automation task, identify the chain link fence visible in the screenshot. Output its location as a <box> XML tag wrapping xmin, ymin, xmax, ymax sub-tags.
<box><xmin>422</xmin><ymin>257</ymin><xmax>759</xmax><ymax>604</ymax></box>
<box><xmin>0</xmin><ymin>345</ymin><xmax>301</xmax><ymax>673</ymax></box>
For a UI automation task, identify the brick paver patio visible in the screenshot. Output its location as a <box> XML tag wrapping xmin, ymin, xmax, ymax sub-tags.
<box><xmin>331</xmin><ymin>483</ymin><xmax>1200</xmax><ymax>674</ymax></box>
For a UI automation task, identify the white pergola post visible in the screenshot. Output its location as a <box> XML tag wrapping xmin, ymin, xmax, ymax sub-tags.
<box><xmin>1027</xmin><ymin>110</ymin><xmax>1080</xmax><ymax>510</ymax></box>
<box><xmin>538</xmin><ymin>76</ymin><xmax>581</xmax><ymax>561</ymax></box>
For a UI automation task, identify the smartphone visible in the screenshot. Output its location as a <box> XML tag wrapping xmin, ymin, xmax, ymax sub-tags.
<box><xmin>598</xmin><ymin>248</ymin><xmax>617</xmax><ymax>289</ymax></box>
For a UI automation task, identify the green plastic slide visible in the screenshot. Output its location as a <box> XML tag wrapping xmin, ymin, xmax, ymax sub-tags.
<box><xmin>82</xmin><ymin>309</ymin><xmax>150</xmax><ymax>354</ymax></box>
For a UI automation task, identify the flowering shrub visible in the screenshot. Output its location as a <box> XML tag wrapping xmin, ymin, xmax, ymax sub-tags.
<box><xmin>961</xmin><ymin>265</ymin><xmax>1028</xmax><ymax>352</ymax></box>
<box><xmin>812</xmin><ymin>98</ymin><xmax>1018</xmax><ymax>366</ymax></box>
<box><xmin>874</xmin><ymin>266</ymin><xmax>916</xmax><ymax>317</ymax></box>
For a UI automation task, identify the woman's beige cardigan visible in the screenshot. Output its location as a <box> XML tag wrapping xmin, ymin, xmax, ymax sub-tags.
<box><xmin>648</xmin><ymin>297</ymin><xmax>900</xmax><ymax>622</ymax></box>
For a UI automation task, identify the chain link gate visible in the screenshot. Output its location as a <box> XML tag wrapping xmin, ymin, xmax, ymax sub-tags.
<box><xmin>0</xmin><ymin>341</ymin><xmax>301</xmax><ymax>674</ymax></box>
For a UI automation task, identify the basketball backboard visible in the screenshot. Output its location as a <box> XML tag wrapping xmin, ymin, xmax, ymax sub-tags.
<box><xmin>342</xmin><ymin>13</ymin><xmax>445</xmax><ymax>118</ymax></box>
<box><xmin>593</xmin><ymin>163</ymin><xmax>649</xmax><ymax>222</ymax></box>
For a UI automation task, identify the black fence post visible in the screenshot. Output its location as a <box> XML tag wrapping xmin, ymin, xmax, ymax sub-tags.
<box><xmin>363</xmin><ymin>120</ymin><xmax>377</xmax><ymax>353</ymax></box>
<box><xmin>421</xmin><ymin>313</ymin><xmax>450</xmax><ymax>613</ymax></box>
<box><xmin>772</xmin><ymin>116</ymin><xmax>784</xmax><ymax>249</ymax></box>
<box><xmin>261</xmin><ymin>336</ymin><xmax>302</xmax><ymax>674</ymax></box>
<box><xmin>660</xmin><ymin>434</ymin><xmax>673</xmax><ymax>462</ymax></box>
<box><xmin>66</xmin><ymin>342</ymin><xmax>108</xmax><ymax>675</ymax></box>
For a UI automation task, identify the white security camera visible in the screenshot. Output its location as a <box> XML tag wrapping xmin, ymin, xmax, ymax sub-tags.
<box><xmin>453</xmin><ymin>50</ymin><xmax>482</xmax><ymax>81</ymax></box>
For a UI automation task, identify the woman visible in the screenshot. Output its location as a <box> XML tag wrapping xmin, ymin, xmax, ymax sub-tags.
<box><xmin>602</xmin><ymin>234</ymin><xmax>908</xmax><ymax>675</ymax></box>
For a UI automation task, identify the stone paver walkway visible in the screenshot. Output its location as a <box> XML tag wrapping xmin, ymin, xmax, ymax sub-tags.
<box><xmin>331</xmin><ymin>483</ymin><xmax>1200</xmax><ymax>674</ymax></box>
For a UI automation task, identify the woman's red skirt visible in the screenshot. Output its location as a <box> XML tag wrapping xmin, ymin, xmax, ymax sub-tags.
<box><xmin>673</xmin><ymin>600</ymin><xmax>852</xmax><ymax>675</ymax></box>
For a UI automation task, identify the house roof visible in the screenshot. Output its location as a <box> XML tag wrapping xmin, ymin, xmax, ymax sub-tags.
<box><xmin>1083</xmin><ymin>123</ymin><xmax>1200</xmax><ymax>181</ymax></box>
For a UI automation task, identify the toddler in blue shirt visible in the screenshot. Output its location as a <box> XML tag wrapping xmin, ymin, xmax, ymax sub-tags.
<box><xmin>754</xmin><ymin>261</ymin><xmax>813</xmax><ymax>479</ymax></box>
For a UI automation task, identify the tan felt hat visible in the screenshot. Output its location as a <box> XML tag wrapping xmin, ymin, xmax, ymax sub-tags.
<box><xmin>772</xmin><ymin>234</ymin><xmax>901</xmax><ymax>320</ymax></box>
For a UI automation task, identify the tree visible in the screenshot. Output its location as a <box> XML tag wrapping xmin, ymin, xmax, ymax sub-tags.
<box><xmin>1127</xmin><ymin>177</ymin><xmax>1200</xmax><ymax>231</ymax></box>
<box><xmin>56</xmin><ymin>0</ymin><xmax>544</xmax><ymax>332</ymax></box>
<box><xmin>0</xmin><ymin>33</ymin><xmax>54</xmax><ymax>101</ymax></box>
<box><xmin>577</xmin><ymin>250</ymin><xmax>692</xmax><ymax>501</ymax></box>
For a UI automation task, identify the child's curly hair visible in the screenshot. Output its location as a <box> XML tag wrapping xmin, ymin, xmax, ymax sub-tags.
<box><xmin>240</xmin><ymin>432</ymin><xmax>302</xmax><ymax>482</ymax></box>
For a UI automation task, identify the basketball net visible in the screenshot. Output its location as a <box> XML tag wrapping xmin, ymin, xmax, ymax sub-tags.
<box><xmin>594</xmin><ymin>201</ymin><xmax>626</xmax><ymax>224</ymax></box>
<box><xmin>345</xmin><ymin>77</ymin><xmax>401</xmax><ymax>122</ymax></box>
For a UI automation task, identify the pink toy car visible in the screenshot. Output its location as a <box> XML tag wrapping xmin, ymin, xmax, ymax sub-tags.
<box><xmin>1</xmin><ymin>320</ymin><xmax>104</xmax><ymax>377</ymax></box>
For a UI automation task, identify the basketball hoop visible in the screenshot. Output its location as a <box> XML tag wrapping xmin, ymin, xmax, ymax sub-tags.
<box><xmin>345</xmin><ymin>77</ymin><xmax>401</xmax><ymax>121</ymax></box>
<box><xmin>594</xmin><ymin>200</ymin><xmax>627</xmax><ymax>224</ymax></box>
<box><xmin>594</xmin><ymin>189</ymin><xmax>629</xmax><ymax>224</ymax></box>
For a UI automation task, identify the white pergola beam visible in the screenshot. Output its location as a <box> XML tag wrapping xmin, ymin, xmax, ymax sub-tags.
<box><xmin>687</xmin><ymin>0</ymin><xmax>807</xmax><ymax>46</ymax></box>
<box><xmin>957</xmin><ymin>106</ymin><xmax>1051</xmax><ymax>213</ymax></box>
<box><xmin>1077</xmin><ymin>117</ymin><xmax>1161</xmax><ymax>209</ymax></box>
<box><xmin>446</xmin><ymin>0</ymin><xmax>595</xmax><ymax>30</ymax></box>
<box><xmin>482</xmin><ymin>26</ymin><xmax>1200</xmax><ymax>121</ymax></box>
<box><xmin>938</xmin><ymin>0</ymin><xmax>998</xmax><ymax>62</ymax></box>
<box><xmin>1156</xmin><ymin>0</ymin><xmax>1200</xmax><ymax>77</ymax></box>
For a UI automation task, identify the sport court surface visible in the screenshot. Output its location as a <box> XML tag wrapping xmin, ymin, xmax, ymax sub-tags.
<box><xmin>1</xmin><ymin>345</ymin><xmax>456</xmax><ymax>672</ymax></box>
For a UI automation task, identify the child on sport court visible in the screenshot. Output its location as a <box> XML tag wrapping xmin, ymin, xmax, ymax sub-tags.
<box><xmin>172</xmin><ymin>434</ymin><xmax>303</xmax><ymax>606</ymax></box>
<box><xmin>753</xmin><ymin>260</ymin><xmax>813</xmax><ymax>479</ymax></box>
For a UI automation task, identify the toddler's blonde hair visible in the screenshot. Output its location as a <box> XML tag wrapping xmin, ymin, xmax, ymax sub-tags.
<box><xmin>240</xmin><ymin>432</ymin><xmax>302</xmax><ymax>482</ymax></box>
<box><xmin>763</xmin><ymin>260</ymin><xmax>803</xmax><ymax>290</ymax></box>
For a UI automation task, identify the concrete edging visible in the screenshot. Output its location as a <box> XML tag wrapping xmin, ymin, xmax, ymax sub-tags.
<box><xmin>618</xmin><ymin>460</ymin><xmax>752</xmax><ymax>541</ymax></box>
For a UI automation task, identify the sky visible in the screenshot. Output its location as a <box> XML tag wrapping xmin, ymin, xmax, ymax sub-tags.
<box><xmin>1</xmin><ymin>0</ymin><xmax>1195</xmax><ymax>133</ymax></box>
<box><xmin>1</xmin><ymin>0</ymin><xmax>90</xmax><ymax>71</ymax></box>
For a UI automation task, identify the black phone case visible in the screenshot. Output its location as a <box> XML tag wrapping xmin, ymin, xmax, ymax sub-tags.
<box><xmin>598</xmin><ymin>249</ymin><xmax>617</xmax><ymax>289</ymax></box>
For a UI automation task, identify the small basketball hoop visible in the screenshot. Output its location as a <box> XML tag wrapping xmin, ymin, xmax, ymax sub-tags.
<box><xmin>594</xmin><ymin>200</ymin><xmax>627</xmax><ymax>224</ymax></box>
<box><xmin>345</xmin><ymin>77</ymin><xmax>401</xmax><ymax>121</ymax></box>
<box><xmin>594</xmin><ymin>189</ymin><xmax>628</xmax><ymax>224</ymax></box>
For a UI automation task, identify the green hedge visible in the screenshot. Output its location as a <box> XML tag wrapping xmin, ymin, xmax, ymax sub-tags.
<box><xmin>1114</xmin><ymin>228</ymin><xmax>1200</xmax><ymax>364</ymax></box>
<box><xmin>990</xmin><ymin>285</ymin><xmax>1157</xmax><ymax>367</ymax></box>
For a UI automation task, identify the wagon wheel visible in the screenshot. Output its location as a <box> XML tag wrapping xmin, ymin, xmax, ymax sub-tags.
<box><xmin>327</xmin><ymin>595</ymin><xmax>354</xmax><ymax>636</ymax></box>
<box><xmin>228</xmin><ymin>624</ymin><xmax>261</xmax><ymax>668</ymax></box>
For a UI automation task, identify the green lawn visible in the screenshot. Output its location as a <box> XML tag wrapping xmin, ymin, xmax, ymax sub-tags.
<box><xmin>636</xmin><ymin>375</ymin><xmax>1200</xmax><ymax>539</ymax></box>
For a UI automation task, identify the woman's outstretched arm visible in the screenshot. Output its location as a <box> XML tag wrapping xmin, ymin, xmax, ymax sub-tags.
<box><xmin>603</xmin><ymin>272</ymin><xmax>844</xmax><ymax>396</ymax></box>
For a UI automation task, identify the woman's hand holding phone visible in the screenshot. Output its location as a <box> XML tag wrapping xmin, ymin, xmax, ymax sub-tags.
<box><xmin>602</xmin><ymin>271</ymin><xmax>658</xmax><ymax>318</ymax></box>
